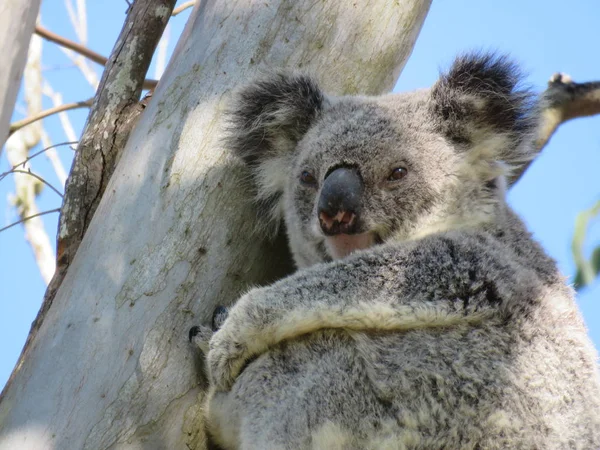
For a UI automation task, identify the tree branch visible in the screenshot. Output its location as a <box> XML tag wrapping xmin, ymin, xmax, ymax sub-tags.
<box><xmin>0</xmin><ymin>141</ymin><xmax>77</xmax><ymax>179</ymax></box>
<box><xmin>0</xmin><ymin>209</ymin><xmax>60</xmax><ymax>233</ymax></box>
<box><xmin>172</xmin><ymin>1</ymin><xmax>195</xmax><ymax>16</ymax></box>
<box><xmin>35</xmin><ymin>25</ymin><xmax>105</xmax><ymax>65</ymax></box>
<box><xmin>10</xmin><ymin>170</ymin><xmax>64</xmax><ymax>198</ymax></box>
<box><xmin>25</xmin><ymin>140</ymin><xmax>76</xmax><ymax>166</ymax></box>
<box><xmin>510</xmin><ymin>74</ymin><xmax>600</xmax><ymax>186</ymax></box>
<box><xmin>8</xmin><ymin>98</ymin><xmax>93</xmax><ymax>136</ymax></box>
<box><xmin>536</xmin><ymin>74</ymin><xmax>600</xmax><ymax>150</ymax></box>
<box><xmin>35</xmin><ymin>25</ymin><xmax>158</xmax><ymax>90</ymax></box>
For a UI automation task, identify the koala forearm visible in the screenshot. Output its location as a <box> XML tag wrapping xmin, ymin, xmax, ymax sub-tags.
<box><xmin>232</xmin><ymin>293</ymin><xmax>490</xmax><ymax>364</ymax></box>
<box><xmin>219</xmin><ymin>233</ymin><xmax>534</xmax><ymax>366</ymax></box>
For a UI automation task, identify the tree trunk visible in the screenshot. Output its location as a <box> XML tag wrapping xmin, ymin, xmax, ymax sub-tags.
<box><xmin>0</xmin><ymin>1</ymin><xmax>431</xmax><ymax>449</ymax></box>
<box><xmin>0</xmin><ymin>0</ymin><xmax>42</xmax><ymax>149</ymax></box>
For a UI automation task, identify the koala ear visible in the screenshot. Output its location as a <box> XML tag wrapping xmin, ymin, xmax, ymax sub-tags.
<box><xmin>226</xmin><ymin>73</ymin><xmax>324</xmax><ymax>165</ymax></box>
<box><xmin>225</xmin><ymin>73</ymin><xmax>325</xmax><ymax>233</ymax></box>
<box><xmin>431</xmin><ymin>53</ymin><xmax>536</xmax><ymax>168</ymax></box>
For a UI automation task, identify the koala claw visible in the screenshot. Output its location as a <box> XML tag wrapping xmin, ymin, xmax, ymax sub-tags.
<box><xmin>188</xmin><ymin>325</ymin><xmax>201</xmax><ymax>342</ymax></box>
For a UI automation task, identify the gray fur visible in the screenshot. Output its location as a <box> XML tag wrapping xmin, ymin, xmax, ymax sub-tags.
<box><xmin>191</xmin><ymin>53</ymin><xmax>600</xmax><ymax>449</ymax></box>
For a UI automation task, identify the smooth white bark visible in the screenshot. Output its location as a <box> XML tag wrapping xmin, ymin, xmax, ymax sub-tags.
<box><xmin>0</xmin><ymin>0</ymin><xmax>42</xmax><ymax>148</ymax></box>
<box><xmin>0</xmin><ymin>1</ymin><xmax>431</xmax><ymax>449</ymax></box>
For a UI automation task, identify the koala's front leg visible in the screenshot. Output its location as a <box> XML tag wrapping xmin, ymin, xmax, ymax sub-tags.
<box><xmin>208</xmin><ymin>233</ymin><xmax>538</xmax><ymax>391</ymax></box>
<box><xmin>207</xmin><ymin>253</ymin><xmax>410</xmax><ymax>390</ymax></box>
<box><xmin>206</xmin><ymin>254</ymin><xmax>416</xmax><ymax>390</ymax></box>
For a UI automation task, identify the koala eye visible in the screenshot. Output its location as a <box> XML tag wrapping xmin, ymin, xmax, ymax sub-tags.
<box><xmin>387</xmin><ymin>167</ymin><xmax>408</xmax><ymax>181</ymax></box>
<box><xmin>300</xmin><ymin>171</ymin><xmax>318</xmax><ymax>187</ymax></box>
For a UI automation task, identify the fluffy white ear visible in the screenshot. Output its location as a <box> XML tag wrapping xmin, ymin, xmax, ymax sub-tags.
<box><xmin>430</xmin><ymin>53</ymin><xmax>537</xmax><ymax>171</ymax></box>
<box><xmin>225</xmin><ymin>73</ymin><xmax>324</xmax><ymax>233</ymax></box>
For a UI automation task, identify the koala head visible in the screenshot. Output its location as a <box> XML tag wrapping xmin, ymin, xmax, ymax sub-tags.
<box><xmin>226</xmin><ymin>53</ymin><xmax>536</xmax><ymax>267</ymax></box>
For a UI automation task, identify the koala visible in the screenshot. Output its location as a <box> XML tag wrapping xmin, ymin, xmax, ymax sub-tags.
<box><xmin>190</xmin><ymin>53</ymin><xmax>600</xmax><ymax>450</ymax></box>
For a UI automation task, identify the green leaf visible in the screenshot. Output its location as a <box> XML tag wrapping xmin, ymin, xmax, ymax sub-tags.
<box><xmin>571</xmin><ymin>200</ymin><xmax>600</xmax><ymax>290</ymax></box>
<box><xmin>591</xmin><ymin>246</ymin><xmax>600</xmax><ymax>276</ymax></box>
<box><xmin>573</xmin><ymin>268</ymin><xmax>584</xmax><ymax>291</ymax></box>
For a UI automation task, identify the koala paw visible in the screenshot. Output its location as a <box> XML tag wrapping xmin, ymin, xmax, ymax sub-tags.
<box><xmin>207</xmin><ymin>328</ymin><xmax>248</xmax><ymax>391</ymax></box>
<box><xmin>188</xmin><ymin>325</ymin><xmax>214</xmax><ymax>354</ymax></box>
<box><xmin>188</xmin><ymin>305</ymin><xmax>230</xmax><ymax>354</ymax></box>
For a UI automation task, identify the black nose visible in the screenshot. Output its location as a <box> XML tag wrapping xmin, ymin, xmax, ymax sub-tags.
<box><xmin>318</xmin><ymin>167</ymin><xmax>363</xmax><ymax>235</ymax></box>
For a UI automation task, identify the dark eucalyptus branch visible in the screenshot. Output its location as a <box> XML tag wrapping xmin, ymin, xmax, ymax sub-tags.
<box><xmin>510</xmin><ymin>74</ymin><xmax>600</xmax><ymax>186</ymax></box>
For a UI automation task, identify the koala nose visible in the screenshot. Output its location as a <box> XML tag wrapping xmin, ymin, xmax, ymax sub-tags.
<box><xmin>318</xmin><ymin>167</ymin><xmax>363</xmax><ymax>235</ymax></box>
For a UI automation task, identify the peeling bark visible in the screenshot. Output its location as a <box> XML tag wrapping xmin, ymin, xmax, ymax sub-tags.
<box><xmin>0</xmin><ymin>1</ymin><xmax>431</xmax><ymax>449</ymax></box>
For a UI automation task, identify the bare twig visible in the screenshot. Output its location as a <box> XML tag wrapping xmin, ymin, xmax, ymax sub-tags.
<box><xmin>35</xmin><ymin>25</ymin><xmax>159</xmax><ymax>90</ymax></box>
<box><xmin>143</xmin><ymin>79</ymin><xmax>158</xmax><ymax>90</ymax></box>
<box><xmin>9</xmin><ymin>98</ymin><xmax>93</xmax><ymax>135</ymax></box>
<box><xmin>40</xmin><ymin>132</ymin><xmax>69</xmax><ymax>187</ymax></box>
<box><xmin>10</xmin><ymin>170</ymin><xmax>64</xmax><ymax>198</ymax></box>
<box><xmin>0</xmin><ymin>209</ymin><xmax>60</xmax><ymax>233</ymax></box>
<box><xmin>35</xmin><ymin>25</ymin><xmax>105</xmax><ymax>65</ymax></box>
<box><xmin>510</xmin><ymin>74</ymin><xmax>600</xmax><ymax>186</ymax></box>
<box><xmin>173</xmin><ymin>1</ymin><xmax>195</xmax><ymax>16</ymax></box>
<box><xmin>1</xmin><ymin>141</ymin><xmax>77</xmax><ymax>177</ymax></box>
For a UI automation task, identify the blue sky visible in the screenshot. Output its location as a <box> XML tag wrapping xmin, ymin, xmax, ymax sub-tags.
<box><xmin>0</xmin><ymin>0</ymin><xmax>598</xmax><ymax>390</ymax></box>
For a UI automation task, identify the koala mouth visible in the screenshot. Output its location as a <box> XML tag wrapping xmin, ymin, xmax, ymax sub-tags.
<box><xmin>324</xmin><ymin>232</ymin><xmax>379</xmax><ymax>260</ymax></box>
